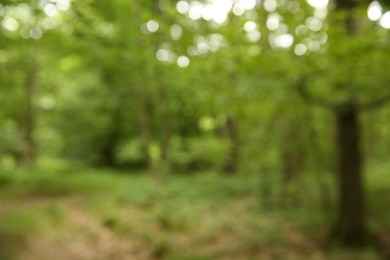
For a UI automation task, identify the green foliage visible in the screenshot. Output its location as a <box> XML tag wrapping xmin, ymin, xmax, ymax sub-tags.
<box><xmin>152</xmin><ymin>238</ymin><xmax>172</xmax><ymax>259</ymax></box>
<box><xmin>0</xmin><ymin>173</ymin><xmax>13</xmax><ymax>188</ymax></box>
<box><xmin>101</xmin><ymin>216</ymin><xmax>131</xmax><ymax>235</ymax></box>
<box><xmin>0</xmin><ymin>210</ymin><xmax>40</xmax><ymax>236</ymax></box>
<box><xmin>0</xmin><ymin>170</ymin><xmax>117</xmax><ymax>198</ymax></box>
<box><xmin>0</xmin><ymin>168</ymin><xmax>387</xmax><ymax>258</ymax></box>
<box><xmin>116</xmin><ymin>137</ymin><xmax>144</xmax><ymax>163</ymax></box>
<box><xmin>1</xmin><ymin>0</ymin><xmax>390</xmax><ymax>257</ymax></box>
<box><xmin>169</xmin><ymin>136</ymin><xmax>229</xmax><ymax>172</ymax></box>
<box><xmin>366</xmin><ymin>162</ymin><xmax>390</xmax><ymax>230</ymax></box>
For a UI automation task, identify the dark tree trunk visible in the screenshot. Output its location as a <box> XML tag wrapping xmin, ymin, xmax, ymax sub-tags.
<box><xmin>334</xmin><ymin>103</ymin><xmax>368</xmax><ymax>246</ymax></box>
<box><xmin>331</xmin><ymin>0</ymin><xmax>370</xmax><ymax>247</ymax></box>
<box><xmin>222</xmin><ymin>116</ymin><xmax>239</xmax><ymax>174</ymax></box>
<box><xmin>100</xmin><ymin>111</ymin><xmax>121</xmax><ymax>168</ymax></box>
<box><xmin>139</xmin><ymin>98</ymin><xmax>154</xmax><ymax>175</ymax></box>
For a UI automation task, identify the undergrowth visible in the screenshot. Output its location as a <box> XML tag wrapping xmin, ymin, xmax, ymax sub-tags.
<box><xmin>0</xmin><ymin>165</ymin><xmax>388</xmax><ymax>259</ymax></box>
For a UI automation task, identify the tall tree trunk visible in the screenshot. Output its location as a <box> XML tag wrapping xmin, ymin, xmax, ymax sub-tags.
<box><xmin>20</xmin><ymin>63</ymin><xmax>37</xmax><ymax>168</ymax></box>
<box><xmin>153</xmin><ymin>0</ymin><xmax>171</xmax><ymax>175</ymax></box>
<box><xmin>334</xmin><ymin>103</ymin><xmax>367</xmax><ymax>246</ymax></box>
<box><xmin>222</xmin><ymin>67</ymin><xmax>240</xmax><ymax>174</ymax></box>
<box><xmin>222</xmin><ymin>116</ymin><xmax>239</xmax><ymax>174</ymax></box>
<box><xmin>158</xmin><ymin>85</ymin><xmax>171</xmax><ymax>174</ymax></box>
<box><xmin>100</xmin><ymin>109</ymin><xmax>121</xmax><ymax>167</ymax></box>
<box><xmin>132</xmin><ymin>1</ymin><xmax>155</xmax><ymax>175</ymax></box>
<box><xmin>139</xmin><ymin>97</ymin><xmax>154</xmax><ymax>175</ymax></box>
<box><xmin>332</xmin><ymin>0</ymin><xmax>369</xmax><ymax>247</ymax></box>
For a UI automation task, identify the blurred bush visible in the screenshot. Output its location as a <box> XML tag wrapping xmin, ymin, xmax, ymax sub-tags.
<box><xmin>169</xmin><ymin>136</ymin><xmax>228</xmax><ymax>172</ymax></box>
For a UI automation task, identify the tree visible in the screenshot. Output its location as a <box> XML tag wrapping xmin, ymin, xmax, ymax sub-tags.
<box><xmin>297</xmin><ymin>0</ymin><xmax>390</xmax><ymax>246</ymax></box>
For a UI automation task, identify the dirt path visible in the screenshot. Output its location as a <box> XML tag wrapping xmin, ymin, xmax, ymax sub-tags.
<box><xmin>18</xmin><ymin>202</ymin><xmax>151</xmax><ymax>260</ymax></box>
<box><xmin>5</xmin><ymin>196</ymin><xmax>381</xmax><ymax>260</ymax></box>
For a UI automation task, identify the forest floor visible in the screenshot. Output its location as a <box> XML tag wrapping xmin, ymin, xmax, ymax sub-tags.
<box><xmin>0</xmin><ymin>168</ymin><xmax>388</xmax><ymax>259</ymax></box>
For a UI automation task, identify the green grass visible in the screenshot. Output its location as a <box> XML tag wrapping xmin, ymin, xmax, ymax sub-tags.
<box><xmin>0</xmin><ymin>209</ymin><xmax>42</xmax><ymax>260</ymax></box>
<box><xmin>366</xmin><ymin>163</ymin><xmax>390</xmax><ymax>231</ymax></box>
<box><xmin>0</xmin><ymin>165</ymin><xmax>388</xmax><ymax>259</ymax></box>
<box><xmin>0</xmin><ymin>169</ymin><xmax>118</xmax><ymax>198</ymax></box>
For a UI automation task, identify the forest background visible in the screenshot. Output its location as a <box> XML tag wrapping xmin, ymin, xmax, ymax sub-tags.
<box><xmin>0</xmin><ymin>0</ymin><xmax>390</xmax><ymax>259</ymax></box>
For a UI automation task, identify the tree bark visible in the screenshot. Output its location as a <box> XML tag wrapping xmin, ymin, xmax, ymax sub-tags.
<box><xmin>100</xmin><ymin>109</ymin><xmax>121</xmax><ymax>167</ymax></box>
<box><xmin>334</xmin><ymin>103</ymin><xmax>367</xmax><ymax>246</ymax></box>
<box><xmin>331</xmin><ymin>0</ymin><xmax>370</xmax><ymax>247</ymax></box>
<box><xmin>153</xmin><ymin>0</ymin><xmax>171</xmax><ymax>175</ymax></box>
<box><xmin>139</xmin><ymin>97</ymin><xmax>154</xmax><ymax>175</ymax></box>
<box><xmin>158</xmin><ymin>85</ymin><xmax>171</xmax><ymax>174</ymax></box>
<box><xmin>133</xmin><ymin>1</ymin><xmax>155</xmax><ymax>175</ymax></box>
<box><xmin>222</xmin><ymin>116</ymin><xmax>239</xmax><ymax>174</ymax></box>
<box><xmin>20</xmin><ymin>63</ymin><xmax>37</xmax><ymax>169</ymax></box>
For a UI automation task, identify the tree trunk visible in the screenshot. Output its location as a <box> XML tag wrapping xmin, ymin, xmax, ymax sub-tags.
<box><xmin>153</xmin><ymin>0</ymin><xmax>171</xmax><ymax>175</ymax></box>
<box><xmin>139</xmin><ymin>98</ymin><xmax>154</xmax><ymax>175</ymax></box>
<box><xmin>222</xmin><ymin>116</ymin><xmax>239</xmax><ymax>174</ymax></box>
<box><xmin>331</xmin><ymin>0</ymin><xmax>370</xmax><ymax>247</ymax></box>
<box><xmin>280</xmin><ymin>116</ymin><xmax>304</xmax><ymax>183</ymax></box>
<box><xmin>282</xmin><ymin>150</ymin><xmax>301</xmax><ymax>183</ymax></box>
<box><xmin>20</xmin><ymin>64</ymin><xmax>37</xmax><ymax>168</ymax></box>
<box><xmin>158</xmin><ymin>85</ymin><xmax>171</xmax><ymax>174</ymax></box>
<box><xmin>100</xmin><ymin>110</ymin><xmax>121</xmax><ymax>167</ymax></box>
<box><xmin>334</xmin><ymin>103</ymin><xmax>367</xmax><ymax>246</ymax></box>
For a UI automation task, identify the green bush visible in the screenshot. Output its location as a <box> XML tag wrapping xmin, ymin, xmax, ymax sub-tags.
<box><xmin>0</xmin><ymin>173</ymin><xmax>13</xmax><ymax>188</ymax></box>
<box><xmin>169</xmin><ymin>136</ymin><xmax>229</xmax><ymax>172</ymax></box>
